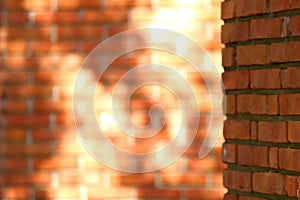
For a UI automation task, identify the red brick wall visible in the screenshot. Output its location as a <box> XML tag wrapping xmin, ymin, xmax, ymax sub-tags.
<box><xmin>0</xmin><ymin>0</ymin><xmax>225</xmax><ymax>199</ymax></box>
<box><xmin>222</xmin><ymin>0</ymin><xmax>300</xmax><ymax>199</ymax></box>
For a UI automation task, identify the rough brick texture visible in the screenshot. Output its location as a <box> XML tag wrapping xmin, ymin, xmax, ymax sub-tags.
<box><xmin>0</xmin><ymin>0</ymin><xmax>225</xmax><ymax>199</ymax></box>
<box><xmin>222</xmin><ymin>0</ymin><xmax>300</xmax><ymax>199</ymax></box>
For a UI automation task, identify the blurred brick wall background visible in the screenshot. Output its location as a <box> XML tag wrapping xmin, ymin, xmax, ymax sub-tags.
<box><xmin>0</xmin><ymin>0</ymin><xmax>225</xmax><ymax>199</ymax></box>
<box><xmin>222</xmin><ymin>0</ymin><xmax>300</xmax><ymax>199</ymax></box>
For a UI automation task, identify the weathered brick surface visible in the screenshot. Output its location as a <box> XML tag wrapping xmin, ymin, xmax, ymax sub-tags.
<box><xmin>236</xmin><ymin>45</ymin><xmax>270</xmax><ymax>66</ymax></box>
<box><xmin>223</xmin><ymin>120</ymin><xmax>250</xmax><ymax>139</ymax></box>
<box><xmin>252</xmin><ymin>172</ymin><xmax>285</xmax><ymax>195</ymax></box>
<box><xmin>237</xmin><ymin>95</ymin><xmax>267</xmax><ymax>114</ymax></box>
<box><xmin>237</xmin><ymin>145</ymin><xmax>269</xmax><ymax>167</ymax></box>
<box><xmin>223</xmin><ymin>170</ymin><xmax>252</xmax><ymax>192</ymax></box>
<box><xmin>222</xmin><ymin>0</ymin><xmax>300</xmax><ymax>199</ymax></box>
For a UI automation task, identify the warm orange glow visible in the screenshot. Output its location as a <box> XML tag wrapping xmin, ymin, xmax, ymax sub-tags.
<box><xmin>1</xmin><ymin>0</ymin><xmax>224</xmax><ymax>199</ymax></box>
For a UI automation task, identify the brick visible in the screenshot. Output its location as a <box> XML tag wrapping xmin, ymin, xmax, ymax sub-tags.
<box><xmin>186</xmin><ymin>189</ymin><xmax>225</xmax><ymax>200</ymax></box>
<box><xmin>251</xmin><ymin>121</ymin><xmax>258</xmax><ymax>140</ymax></box>
<box><xmin>3</xmin><ymin>0</ymin><xmax>50</xmax><ymax>11</ymax></box>
<box><xmin>1</xmin><ymin>128</ymin><xmax>27</xmax><ymax>141</ymax></box>
<box><xmin>285</xmin><ymin>176</ymin><xmax>300</xmax><ymax>197</ymax></box>
<box><xmin>0</xmin><ymin>72</ymin><xmax>28</xmax><ymax>84</ymax></box>
<box><xmin>250</xmin><ymin>69</ymin><xmax>281</xmax><ymax>89</ymax></box>
<box><xmin>137</xmin><ymin>188</ymin><xmax>180</xmax><ymax>199</ymax></box>
<box><xmin>225</xmin><ymin>95</ymin><xmax>236</xmax><ymax>115</ymax></box>
<box><xmin>252</xmin><ymin>172</ymin><xmax>285</xmax><ymax>195</ymax></box>
<box><xmin>221</xmin><ymin>21</ymin><xmax>249</xmax><ymax>43</ymax></box>
<box><xmin>269</xmin><ymin>147</ymin><xmax>279</xmax><ymax>168</ymax></box>
<box><xmin>34</xmin><ymin>100</ymin><xmax>72</xmax><ymax>113</ymax></box>
<box><xmin>7</xmin><ymin>12</ymin><xmax>29</xmax><ymax>24</ymax></box>
<box><xmin>1</xmin><ymin>159</ymin><xmax>28</xmax><ymax>171</ymax></box>
<box><xmin>56</xmin><ymin>115</ymin><xmax>75</xmax><ymax>126</ymax></box>
<box><xmin>34</xmin><ymin>12</ymin><xmax>80</xmax><ymax>24</ymax></box>
<box><xmin>56</xmin><ymin>0</ymin><xmax>101</xmax><ymax>10</ymax></box>
<box><xmin>34</xmin><ymin>156</ymin><xmax>78</xmax><ymax>169</ymax></box>
<box><xmin>236</xmin><ymin>45</ymin><xmax>270</xmax><ymax>65</ymax></box>
<box><xmin>4</xmin><ymin>143</ymin><xmax>52</xmax><ymax>157</ymax></box>
<box><xmin>6</xmin><ymin>115</ymin><xmax>49</xmax><ymax>127</ymax></box>
<box><xmin>221</xmin><ymin>0</ymin><xmax>235</xmax><ymax>20</ymax></box>
<box><xmin>237</xmin><ymin>145</ymin><xmax>269</xmax><ymax>167</ymax></box>
<box><xmin>267</xmin><ymin>95</ymin><xmax>279</xmax><ymax>115</ymax></box>
<box><xmin>223</xmin><ymin>120</ymin><xmax>251</xmax><ymax>140</ymax></box>
<box><xmin>236</xmin><ymin>0</ymin><xmax>268</xmax><ymax>17</ymax></box>
<box><xmin>222</xmin><ymin>47</ymin><xmax>236</xmax><ymax>67</ymax></box>
<box><xmin>161</xmin><ymin>173</ymin><xmax>206</xmax><ymax>186</ymax></box>
<box><xmin>258</xmin><ymin>121</ymin><xmax>287</xmax><ymax>143</ymax></box>
<box><xmin>271</xmin><ymin>41</ymin><xmax>300</xmax><ymax>63</ymax></box>
<box><xmin>279</xmin><ymin>148</ymin><xmax>300</xmax><ymax>172</ymax></box>
<box><xmin>3</xmin><ymin>41</ymin><xmax>28</xmax><ymax>54</ymax></box>
<box><xmin>57</xmin><ymin>25</ymin><xmax>102</xmax><ymax>40</ymax></box>
<box><xmin>223</xmin><ymin>170</ymin><xmax>252</xmax><ymax>192</ymax></box>
<box><xmin>288</xmin><ymin>122</ymin><xmax>300</xmax><ymax>143</ymax></box>
<box><xmin>279</xmin><ymin>94</ymin><xmax>300</xmax><ymax>115</ymax></box>
<box><xmin>222</xmin><ymin>71</ymin><xmax>249</xmax><ymax>90</ymax></box>
<box><xmin>4</xmin><ymin>100</ymin><xmax>27</xmax><ymax>113</ymax></box>
<box><xmin>7</xmin><ymin>27</ymin><xmax>51</xmax><ymax>40</ymax></box>
<box><xmin>5</xmin><ymin>187</ymin><xmax>30</xmax><ymax>199</ymax></box>
<box><xmin>250</xmin><ymin>18</ymin><xmax>283</xmax><ymax>39</ymax></box>
<box><xmin>113</xmin><ymin>174</ymin><xmax>155</xmax><ymax>186</ymax></box>
<box><xmin>252</xmin><ymin>45</ymin><xmax>271</xmax><ymax>65</ymax></box>
<box><xmin>4</xmin><ymin>172</ymin><xmax>51</xmax><ymax>185</ymax></box>
<box><xmin>83</xmin><ymin>10</ymin><xmax>128</xmax><ymax>24</ymax></box>
<box><xmin>32</xmin><ymin>129</ymin><xmax>74</xmax><ymax>140</ymax></box>
<box><xmin>31</xmin><ymin>42</ymin><xmax>78</xmax><ymax>54</ymax></box>
<box><xmin>224</xmin><ymin>193</ymin><xmax>237</xmax><ymax>200</ymax></box>
<box><xmin>236</xmin><ymin>45</ymin><xmax>252</xmax><ymax>65</ymax></box>
<box><xmin>287</xmin><ymin>67</ymin><xmax>300</xmax><ymax>88</ymax></box>
<box><xmin>222</xmin><ymin>170</ymin><xmax>234</xmax><ymax>189</ymax></box>
<box><xmin>5</xmin><ymin>56</ymin><xmax>53</xmax><ymax>70</ymax></box>
<box><xmin>270</xmin><ymin>0</ymin><xmax>300</xmax><ymax>12</ymax></box>
<box><xmin>237</xmin><ymin>95</ymin><xmax>267</xmax><ymax>114</ymax></box>
<box><xmin>223</xmin><ymin>143</ymin><xmax>237</xmax><ymax>163</ymax></box>
<box><xmin>108</xmin><ymin>26</ymin><xmax>137</xmax><ymax>37</ymax></box>
<box><xmin>289</xmin><ymin>16</ymin><xmax>300</xmax><ymax>36</ymax></box>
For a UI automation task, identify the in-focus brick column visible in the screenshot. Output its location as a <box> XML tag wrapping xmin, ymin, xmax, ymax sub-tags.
<box><xmin>222</xmin><ymin>0</ymin><xmax>300</xmax><ymax>199</ymax></box>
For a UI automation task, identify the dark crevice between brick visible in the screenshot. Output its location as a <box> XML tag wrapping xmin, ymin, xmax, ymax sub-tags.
<box><xmin>225</xmin><ymin>89</ymin><xmax>300</xmax><ymax>95</ymax></box>
<box><xmin>223</xmin><ymin>8</ymin><xmax>300</xmax><ymax>23</ymax></box>
<box><xmin>227</xmin><ymin>189</ymin><xmax>300</xmax><ymax>200</ymax></box>
<box><xmin>224</xmin><ymin>62</ymin><xmax>300</xmax><ymax>72</ymax></box>
<box><xmin>224</xmin><ymin>36</ymin><xmax>300</xmax><ymax>47</ymax></box>
<box><xmin>225</xmin><ymin>139</ymin><xmax>300</xmax><ymax>149</ymax></box>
